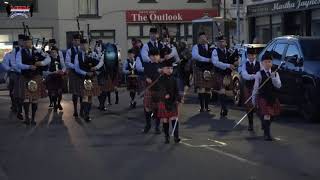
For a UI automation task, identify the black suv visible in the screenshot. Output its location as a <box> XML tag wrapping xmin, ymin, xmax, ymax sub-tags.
<box><xmin>258</xmin><ymin>36</ymin><xmax>320</xmax><ymax>121</ymax></box>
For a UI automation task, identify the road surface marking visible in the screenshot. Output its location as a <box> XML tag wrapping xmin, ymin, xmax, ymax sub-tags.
<box><xmin>181</xmin><ymin>140</ymin><xmax>258</xmax><ymax>166</ymax></box>
<box><xmin>207</xmin><ymin>139</ymin><xmax>227</xmax><ymax>146</ymax></box>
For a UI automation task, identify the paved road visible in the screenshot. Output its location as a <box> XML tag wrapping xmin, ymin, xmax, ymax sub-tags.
<box><xmin>0</xmin><ymin>91</ymin><xmax>319</xmax><ymax>180</ymax></box>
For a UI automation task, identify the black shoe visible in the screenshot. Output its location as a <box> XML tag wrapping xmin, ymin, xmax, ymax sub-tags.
<box><xmin>142</xmin><ymin>125</ymin><xmax>151</xmax><ymax>134</ymax></box>
<box><xmin>220</xmin><ymin>109</ymin><xmax>228</xmax><ymax>117</ymax></box>
<box><xmin>85</xmin><ymin>117</ymin><xmax>92</xmax><ymax>123</ymax></box>
<box><xmin>248</xmin><ymin>126</ymin><xmax>254</xmax><ymax>131</ymax></box>
<box><xmin>99</xmin><ymin>106</ymin><xmax>107</xmax><ymax>111</ymax></box>
<box><xmin>199</xmin><ymin>108</ymin><xmax>205</xmax><ymax>112</ymax></box>
<box><xmin>264</xmin><ymin>135</ymin><xmax>273</xmax><ymax>141</ymax></box>
<box><xmin>115</xmin><ymin>100</ymin><xmax>119</xmax><ymax>104</ymax></box>
<box><xmin>165</xmin><ymin>137</ymin><xmax>170</xmax><ymax>144</ymax></box>
<box><xmin>174</xmin><ymin>137</ymin><xmax>181</xmax><ymax>143</ymax></box>
<box><xmin>57</xmin><ymin>104</ymin><xmax>63</xmax><ymax>111</ymax></box>
<box><xmin>107</xmin><ymin>103</ymin><xmax>112</xmax><ymax>106</ymax></box>
<box><xmin>132</xmin><ymin>101</ymin><xmax>137</xmax><ymax>108</ymax></box>
<box><xmin>49</xmin><ymin>104</ymin><xmax>53</xmax><ymax>108</ymax></box>
<box><xmin>206</xmin><ymin>108</ymin><xmax>211</xmax><ymax>112</ymax></box>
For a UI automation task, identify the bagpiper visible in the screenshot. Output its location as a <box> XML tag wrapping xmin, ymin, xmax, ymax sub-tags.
<box><xmin>74</xmin><ymin>39</ymin><xmax>103</xmax><ymax>122</ymax></box>
<box><xmin>65</xmin><ymin>34</ymin><xmax>83</xmax><ymax>118</ymax></box>
<box><xmin>157</xmin><ymin>60</ymin><xmax>182</xmax><ymax>144</ymax></box>
<box><xmin>44</xmin><ymin>46</ymin><xmax>67</xmax><ymax>112</ymax></box>
<box><xmin>141</xmin><ymin>27</ymin><xmax>163</xmax><ymax>63</ymax></box>
<box><xmin>211</xmin><ymin>35</ymin><xmax>238</xmax><ymax>117</ymax></box>
<box><xmin>252</xmin><ymin>52</ymin><xmax>281</xmax><ymax>141</ymax></box>
<box><xmin>16</xmin><ymin>35</ymin><xmax>50</xmax><ymax>125</ymax></box>
<box><xmin>192</xmin><ymin>32</ymin><xmax>214</xmax><ymax>112</ymax></box>
<box><xmin>241</xmin><ymin>47</ymin><xmax>261</xmax><ymax>131</ymax></box>
<box><xmin>122</xmin><ymin>49</ymin><xmax>139</xmax><ymax>108</ymax></box>
<box><xmin>139</xmin><ymin>48</ymin><xmax>162</xmax><ymax>134</ymax></box>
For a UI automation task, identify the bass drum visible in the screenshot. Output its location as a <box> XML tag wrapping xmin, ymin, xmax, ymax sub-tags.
<box><xmin>103</xmin><ymin>43</ymin><xmax>118</xmax><ymax>67</ymax></box>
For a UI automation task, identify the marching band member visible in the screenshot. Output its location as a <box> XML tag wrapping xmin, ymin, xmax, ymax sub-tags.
<box><xmin>241</xmin><ymin>47</ymin><xmax>261</xmax><ymax>131</ymax></box>
<box><xmin>192</xmin><ymin>32</ymin><xmax>214</xmax><ymax>112</ymax></box>
<box><xmin>16</xmin><ymin>35</ymin><xmax>50</xmax><ymax>125</ymax></box>
<box><xmin>44</xmin><ymin>46</ymin><xmax>66</xmax><ymax>112</ymax></box>
<box><xmin>141</xmin><ymin>27</ymin><xmax>163</xmax><ymax>63</ymax></box>
<box><xmin>157</xmin><ymin>60</ymin><xmax>182</xmax><ymax>144</ymax></box>
<box><xmin>65</xmin><ymin>34</ymin><xmax>83</xmax><ymax>118</ymax></box>
<box><xmin>122</xmin><ymin>49</ymin><xmax>139</xmax><ymax>108</ymax></box>
<box><xmin>2</xmin><ymin>41</ymin><xmax>19</xmax><ymax>112</ymax></box>
<box><xmin>74</xmin><ymin>39</ymin><xmax>103</xmax><ymax>122</ymax></box>
<box><xmin>211</xmin><ymin>35</ymin><xmax>238</xmax><ymax>117</ymax></box>
<box><xmin>252</xmin><ymin>52</ymin><xmax>281</xmax><ymax>141</ymax></box>
<box><xmin>141</xmin><ymin>49</ymin><xmax>162</xmax><ymax>134</ymax></box>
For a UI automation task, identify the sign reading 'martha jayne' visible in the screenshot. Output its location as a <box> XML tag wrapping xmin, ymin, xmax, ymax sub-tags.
<box><xmin>247</xmin><ymin>0</ymin><xmax>320</xmax><ymax>17</ymax></box>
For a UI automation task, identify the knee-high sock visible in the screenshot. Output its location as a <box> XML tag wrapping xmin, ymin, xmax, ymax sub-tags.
<box><xmin>31</xmin><ymin>103</ymin><xmax>37</xmax><ymax>121</ymax></box>
<box><xmin>72</xmin><ymin>95</ymin><xmax>78</xmax><ymax>113</ymax></box>
<box><xmin>145</xmin><ymin>111</ymin><xmax>152</xmax><ymax>127</ymax></box>
<box><xmin>107</xmin><ymin>92</ymin><xmax>111</xmax><ymax>104</ymax></box>
<box><xmin>23</xmin><ymin>102</ymin><xmax>30</xmax><ymax>119</ymax></box>
<box><xmin>219</xmin><ymin>94</ymin><xmax>227</xmax><ymax>110</ymax></box>
<box><xmin>163</xmin><ymin>123</ymin><xmax>170</xmax><ymax>137</ymax></box>
<box><xmin>248</xmin><ymin>111</ymin><xmax>254</xmax><ymax>127</ymax></box>
<box><xmin>129</xmin><ymin>92</ymin><xmax>135</xmax><ymax>101</ymax></box>
<box><xmin>204</xmin><ymin>93</ymin><xmax>210</xmax><ymax>109</ymax></box>
<box><xmin>115</xmin><ymin>91</ymin><xmax>119</xmax><ymax>103</ymax></box>
<box><xmin>198</xmin><ymin>93</ymin><xmax>204</xmax><ymax>110</ymax></box>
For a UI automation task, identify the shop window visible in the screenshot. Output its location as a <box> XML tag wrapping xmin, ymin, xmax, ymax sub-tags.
<box><xmin>79</xmin><ymin>0</ymin><xmax>98</xmax><ymax>16</ymax></box>
<box><xmin>232</xmin><ymin>0</ymin><xmax>243</xmax><ymax>4</ymax></box>
<box><xmin>90</xmin><ymin>30</ymin><xmax>115</xmax><ymax>44</ymax></box>
<box><xmin>128</xmin><ymin>25</ymin><xmax>140</xmax><ymax>37</ymax></box>
<box><xmin>272</xmin><ymin>43</ymin><xmax>287</xmax><ymax>60</ymax></box>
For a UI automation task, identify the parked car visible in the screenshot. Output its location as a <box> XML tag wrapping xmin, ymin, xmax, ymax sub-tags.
<box><xmin>258</xmin><ymin>36</ymin><xmax>320</xmax><ymax>121</ymax></box>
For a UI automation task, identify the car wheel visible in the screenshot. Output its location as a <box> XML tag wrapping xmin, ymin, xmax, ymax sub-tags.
<box><xmin>233</xmin><ymin>79</ymin><xmax>241</xmax><ymax>106</ymax></box>
<box><xmin>301</xmin><ymin>85</ymin><xmax>319</xmax><ymax>122</ymax></box>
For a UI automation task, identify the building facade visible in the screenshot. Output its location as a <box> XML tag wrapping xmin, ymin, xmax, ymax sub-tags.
<box><xmin>0</xmin><ymin>0</ymin><xmax>220</xmax><ymax>59</ymax></box>
<box><xmin>247</xmin><ymin>0</ymin><xmax>320</xmax><ymax>43</ymax></box>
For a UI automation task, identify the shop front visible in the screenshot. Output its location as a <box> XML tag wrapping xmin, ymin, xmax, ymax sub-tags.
<box><xmin>247</xmin><ymin>0</ymin><xmax>320</xmax><ymax>43</ymax></box>
<box><xmin>125</xmin><ymin>9</ymin><xmax>218</xmax><ymax>47</ymax></box>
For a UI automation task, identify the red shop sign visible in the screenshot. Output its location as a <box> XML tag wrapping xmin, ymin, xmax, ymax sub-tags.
<box><xmin>126</xmin><ymin>9</ymin><xmax>218</xmax><ymax>23</ymax></box>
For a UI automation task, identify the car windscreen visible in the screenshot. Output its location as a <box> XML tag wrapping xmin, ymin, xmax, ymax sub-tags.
<box><xmin>299</xmin><ymin>39</ymin><xmax>320</xmax><ymax>60</ymax></box>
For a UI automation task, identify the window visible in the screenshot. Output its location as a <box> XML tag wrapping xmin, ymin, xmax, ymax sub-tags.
<box><xmin>232</xmin><ymin>0</ymin><xmax>243</xmax><ymax>4</ymax></box>
<box><xmin>286</xmin><ymin>45</ymin><xmax>300</xmax><ymax>58</ymax></box>
<box><xmin>187</xmin><ymin>0</ymin><xmax>206</xmax><ymax>3</ymax></box>
<box><xmin>79</xmin><ymin>0</ymin><xmax>98</xmax><ymax>16</ymax></box>
<box><xmin>272</xmin><ymin>43</ymin><xmax>287</xmax><ymax>60</ymax></box>
<box><xmin>90</xmin><ymin>30</ymin><xmax>115</xmax><ymax>44</ymax></box>
<box><xmin>127</xmin><ymin>25</ymin><xmax>140</xmax><ymax>37</ymax></box>
<box><xmin>138</xmin><ymin>0</ymin><xmax>158</xmax><ymax>3</ymax></box>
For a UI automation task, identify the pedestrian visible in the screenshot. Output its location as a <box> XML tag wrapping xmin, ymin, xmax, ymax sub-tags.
<box><xmin>157</xmin><ymin>60</ymin><xmax>182</xmax><ymax>144</ymax></box>
<box><xmin>252</xmin><ymin>51</ymin><xmax>281</xmax><ymax>141</ymax></box>
<box><xmin>122</xmin><ymin>49</ymin><xmax>139</xmax><ymax>108</ymax></box>
<box><xmin>241</xmin><ymin>47</ymin><xmax>261</xmax><ymax>131</ymax></box>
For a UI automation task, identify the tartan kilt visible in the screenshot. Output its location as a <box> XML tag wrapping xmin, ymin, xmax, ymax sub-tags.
<box><xmin>46</xmin><ymin>74</ymin><xmax>64</xmax><ymax>96</ymax></box>
<box><xmin>100</xmin><ymin>74</ymin><xmax>119</xmax><ymax>92</ymax></box>
<box><xmin>143</xmin><ymin>89</ymin><xmax>159</xmax><ymax>110</ymax></box>
<box><xmin>193</xmin><ymin>67</ymin><xmax>214</xmax><ymax>89</ymax></box>
<box><xmin>157</xmin><ymin>101</ymin><xmax>178</xmax><ymax>119</ymax></box>
<box><xmin>127</xmin><ymin>75</ymin><xmax>138</xmax><ymax>91</ymax></box>
<box><xmin>68</xmin><ymin>70</ymin><xmax>82</xmax><ymax>95</ymax></box>
<box><xmin>212</xmin><ymin>73</ymin><xmax>224</xmax><ymax>90</ymax></box>
<box><xmin>13</xmin><ymin>74</ymin><xmax>25</xmax><ymax>99</ymax></box>
<box><xmin>257</xmin><ymin>97</ymin><xmax>281</xmax><ymax>116</ymax></box>
<box><xmin>243</xmin><ymin>86</ymin><xmax>254</xmax><ymax>110</ymax></box>
<box><xmin>24</xmin><ymin>75</ymin><xmax>47</xmax><ymax>100</ymax></box>
<box><xmin>80</xmin><ymin>77</ymin><xmax>101</xmax><ymax>97</ymax></box>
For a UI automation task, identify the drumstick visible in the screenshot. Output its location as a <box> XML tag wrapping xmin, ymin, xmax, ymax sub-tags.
<box><xmin>139</xmin><ymin>75</ymin><xmax>162</xmax><ymax>98</ymax></box>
